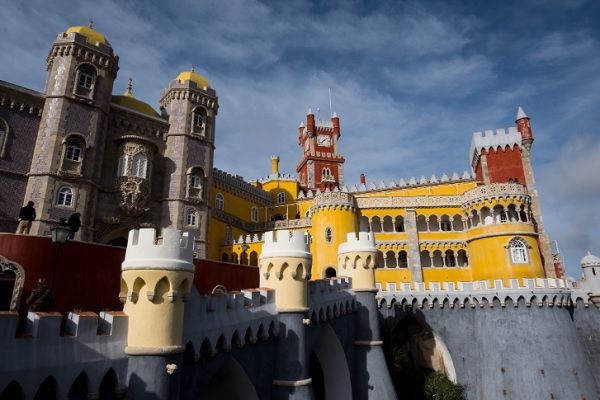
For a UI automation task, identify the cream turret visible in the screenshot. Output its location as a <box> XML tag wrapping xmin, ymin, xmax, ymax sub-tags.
<box><xmin>338</xmin><ymin>231</ymin><xmax>378</xmax><ymax>291</ymax></box>
<box><xmin>580</xmin><ymin>251</ymin><xmax>600</xmax><ymax>308</ymax></box>
<box><xmin>259</xmin><ymin>230</ymin><xmax>312</xmax><ymax>312</ymax></box>
<box><xmin>120</xmin><ymin>228</ymin><xmax>194</xmax><ymax>355</ymax></box>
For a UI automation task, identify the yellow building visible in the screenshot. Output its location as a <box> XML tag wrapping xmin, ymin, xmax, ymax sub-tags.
<box><xmin>208</xmin><ymin>108</ymin><xmax>556</xmax><ymax>287</ymax></box>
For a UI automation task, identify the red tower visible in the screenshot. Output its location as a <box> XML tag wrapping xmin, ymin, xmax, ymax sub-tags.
<box><xmin>471</xmin><ymin>106</ymin><xmax>534</xmax><ymax>185</ymax></box>
<box><xmin>296</xmin><ymin>109</ymin><xmax>345</xmax><ymax>190</ymax></box>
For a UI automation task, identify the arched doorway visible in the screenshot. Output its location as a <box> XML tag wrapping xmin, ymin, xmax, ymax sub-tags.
<box><xmin>382</xmin><ymin>315</ymin><xmax>458</xmax><ymax>398</ymax></box>
<box><xmin>199</xmin><ymin>356</ymin><xmax>259</xmax><ymax>400</ymax></box>
<box><xmin>0</xmin><ymin>256</ymin><xmax>25</xmax><ymax>311</ymax></box>
<box><xmin>309</xmin><ymin>324</ymin><xmax>352</xmax><ymax>400</ymax></box>
<box><xmin>324</xmin><ymin>267</ymin><xmax>337</xmax><ymax>278</ymax></box>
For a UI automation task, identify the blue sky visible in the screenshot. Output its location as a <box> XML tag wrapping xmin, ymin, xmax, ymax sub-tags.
<box><xmin>1</xmin><ymin>0</ymin><xmax>599</xmax><ymax>276</ymax></box>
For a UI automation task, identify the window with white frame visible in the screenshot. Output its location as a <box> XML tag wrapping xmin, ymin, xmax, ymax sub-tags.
<box><xmin>132</xmin><ymin>153</ymin><xmax>148</xmax><ymax>178</ymax></box>
<box><xmin>277</xmin><ymin>192</ymin><xmax>286</xmax><ymax>204</ymax></box>
<box><xmin>251</xmin><ymin>207</ymin><xmax>259</xmax><ymax>222</ymax></box>
<box><xmin>186</xmin><ymin>209</ymin><xmax>198</xmax><ymax>227</ymax></box>
<box><xmin>215</xmin><ymin>193</ymin><xmax>224</xmax><ymax>210</ymax></box>
<box><xmin>57</xmin><ymin>186</ymin><xmax>74</xmax><ymax>207</ymax></box>
<box><xmin>65</xmin><ymin>142</ymin><xmax>82</xmax><ymax>161</ymax></box>
<box><xmin>78</xmin><ymin>71</ymin><xmax>95</xmax><ymax>89</ymax></box>
<box><xmin>117</xmin><ymin>155</ymin><xmax>128</xmax><ymax>176</ymax></box>
<box><xmin>190</xmin><ymin>174</ymin><xmax>202</xmax><ymax>189</ymax></box>
<box><xmin>508</xmin><ymin>237</ymin><xmax>529</xmax><ymax>264</ymax></box>
<box><xmin>193</xmin><ymin>111</ymin><xmax>204</xmax><ymax>127</ymax></box>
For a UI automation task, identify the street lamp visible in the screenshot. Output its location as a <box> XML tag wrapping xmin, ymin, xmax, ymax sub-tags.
<box><xmin>49</xmin><ymin>219</ymin><xmax>70</xmax><ymax>293</ymax></box>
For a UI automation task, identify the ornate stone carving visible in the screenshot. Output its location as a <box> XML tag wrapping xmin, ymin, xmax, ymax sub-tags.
<box><xmin>117</xmin><ymin>176</ymin><xmax>150</xmax><ymax>217</ymax></box>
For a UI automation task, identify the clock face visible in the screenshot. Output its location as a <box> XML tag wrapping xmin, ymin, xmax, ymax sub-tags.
<box><xmin>317</xmin><ymin>135</ymin><xmax>331</xmax><ymax>146</ymax></box>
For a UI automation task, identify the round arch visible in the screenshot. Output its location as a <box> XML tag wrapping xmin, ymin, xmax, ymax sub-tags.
<box><xmin>310</xmin><ymin>323</ymin><xmax>352</xmax><ymax>400</ymax></box>
<box><xmin>201</xmin><ymin>356</ymin><xmax>259</xmax><ymax>400</ymax></box>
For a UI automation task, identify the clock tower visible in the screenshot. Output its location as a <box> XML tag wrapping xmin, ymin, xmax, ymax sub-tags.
<box><xmin>296</xmin><ymin>109</ymin><xmax>345</xmax><ymax>191</ymax></box>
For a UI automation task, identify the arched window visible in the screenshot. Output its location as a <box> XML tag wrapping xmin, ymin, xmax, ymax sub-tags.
<box><xmin>78</xmin><ymin>68</ymin><xmax>95</xmax><ymax>89</ymax></box>
<box><xmin>190</xmin><ymin>174</ymin><xmax>202</xmax><ymax>188</ymax></box>
<box><xmin>440</xmin><ymin>215</ymin><xmax>451</xmax><ymax>231</ymax></box>
<box><xmin>193</xmin><ymin>111</ymin><xmax>204</xmax><ymax>127</ymax></box>
<box><xmin>65</xmin><ymin>142</ymin><xmax>82</xmax><ymax>161</ymax></box>
<box><xmin>277</xmin><ymin>192</ymin><xmax>286</xmax><ymax>204</ymax></box>
<box><xmin>75</xmin><ymin>65</ymin><xmax>96</xmax><ymax>98</ymax></box>
<box><xmin>508</xmin><ymin>237</ymin><xmax>529</xmax><ymax>264</ymax></box>
<box><xmin>444</xmin><ymin>250</ymin><xmax>456</xmax><ymax>267</ymax></box>
<box><xmin>325</xmin><ymin>227</ymin><xmax>333</xmax><ymax>242</ymax></box>
<box><xmin>186</xmin><ymin>209</ymin><xmax>198</xmax><ymax>227</ymax></box>
<box><xmin>117</xmin><ymin>155</ymin><xmax>128</xmax><ymax>176</ymax></box>
<box><xmin>398</xmin><ymin>251</ymin><xmax>408</xmax><ymax>268</ymax></box>
<box><xmin>251</xmin><ymin>207</ymin><xmax>259</xmax><ymax>222</ymax></box>
<box><xmin>191</xmin><ymin>107</ymin><xmax>207</xmax><ymax>135</ymax></box>
<box><xmin>215</xmin><ymin>193</ymin><xmax>224</xmax><ymax>210</ymax></box>
<box><xmin>0</xmin><ymin>118</ymin><xmax>9</xmax><ymax>158</ymax></box>
<box><xmin>225</xmin><ymin>225</ymin><xmax>233</xmax><ymax>243</ymax></box>
<box><xmin>132</xmin><ymin>153</ymin><xmax>148</xmax><ymax>178</ymax></box>
<box><xmin>57</xmin><ymin>186</ymin><xmax>73</xmax><ymax>207</ymax></box>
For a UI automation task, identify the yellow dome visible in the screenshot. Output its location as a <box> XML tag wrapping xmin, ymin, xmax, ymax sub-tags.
<box><xmin>176</xmin><ymin>70</ymin><xmax>210</xmax><ymax>88</ymax></box>
<box><xmin>66</xmin><ymin>25</ymin><xmax>108</xmax><ymax>45</ymax></box>
<box><xmin>112</xmin><ymin>84</ymin><xmax>159</xmax><ymax>117</ymax></box>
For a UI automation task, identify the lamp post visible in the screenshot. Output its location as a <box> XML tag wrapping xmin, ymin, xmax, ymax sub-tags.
<box><xmin>49</xmin><ymin>220</ymin><xmax>70</xmax><ymax>292</ymax></box>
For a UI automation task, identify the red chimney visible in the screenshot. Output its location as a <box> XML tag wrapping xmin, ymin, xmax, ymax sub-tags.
<box><xmin>360</xmin><ymin>173</ymin><xmax>366</xmax><ymax>185</ymax></box>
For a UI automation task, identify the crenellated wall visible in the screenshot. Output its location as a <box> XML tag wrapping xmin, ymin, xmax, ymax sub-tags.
<box><xmin>0</xmin><ymin>310</ymin><xmax>128</xmax><ymax>399</ymax></box>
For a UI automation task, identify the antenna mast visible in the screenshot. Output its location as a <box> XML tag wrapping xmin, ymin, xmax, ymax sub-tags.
<box><xmin>328</xmin><ymin>87</ymin><xmax>333</xmax><ymax>117</ymax></box>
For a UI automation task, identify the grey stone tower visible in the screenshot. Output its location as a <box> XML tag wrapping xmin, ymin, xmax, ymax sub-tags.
<box><xmin>24</xmin><ymin>25</ymin><xmax>118</xmax><ymax>239</ymax></box>
<box><xmin>159</xmin><ymin>69</ymin><xmax>218</xmax><ymax>258</ymax></box>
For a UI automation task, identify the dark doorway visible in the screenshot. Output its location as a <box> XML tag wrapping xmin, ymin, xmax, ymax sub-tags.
<box><xmin>0</xmin><ymin>269</ymin><xmax>16</xmax><ymax>311</ymax></box>
<box><xmin>309</xmin><ymin>352</ymin><xmax>326</xmax><ymax>400</ymax></box>
<box><xmin>325</xmin><ymin>267</ymin><xmax>337</xmax><ymax>278</ymax></box>
<box><xmin>107</xmin><ymin>237</ymin><xmax>128</xmax><ymax>248</ymax></box>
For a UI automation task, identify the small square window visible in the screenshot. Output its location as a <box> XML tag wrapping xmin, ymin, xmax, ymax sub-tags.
<box><xmin>79</xmin><ymin>72</ymin><xmax>94</xmax><ymax>89</ymax></box>
<box><xmin>66</xmin><ymin>144</ymin><xmax>81</xmax><ymax>162</ymax></box>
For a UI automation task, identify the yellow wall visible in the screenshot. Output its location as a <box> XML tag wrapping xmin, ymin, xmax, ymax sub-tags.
<box><xmin>310</xmin><ymin>207</ymin><xmax>358</xmax><ymax>278</ymax></box>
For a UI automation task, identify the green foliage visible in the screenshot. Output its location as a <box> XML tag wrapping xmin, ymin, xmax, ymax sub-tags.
<box><xmin>424</xmin><ymin>372</ymin><xmax>465</xmax><ymax>400</ymax></box>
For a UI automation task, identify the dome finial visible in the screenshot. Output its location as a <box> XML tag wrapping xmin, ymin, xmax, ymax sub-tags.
<box><xmin>125</xmin><ymin>78</ymin><xmax>133</xmax><ymax>96</ymax></box>
<box><xmin>191</xmin><ymin>65</ymin><xmax>195</xmax><ymax>73</ymax></box>
<box><xmin>88</xmin><ymin>17</ymin><xmax>94</xmax><ymax>29</ymax></box>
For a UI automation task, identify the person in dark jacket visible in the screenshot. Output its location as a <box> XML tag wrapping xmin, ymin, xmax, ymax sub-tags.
<box><xmin>67</xmin><ymin>212</ymin><xmax>81</xmax><ymax>240</ymax></box>
<box><xmin>16</xmin><ymin>201</ymin><xmax>36</xmax><ymax>234</ymax></box>
<box><xmin>26</xmin><ymin>278</ymin><xmax>52</xmax><ymax>312</ymax></box>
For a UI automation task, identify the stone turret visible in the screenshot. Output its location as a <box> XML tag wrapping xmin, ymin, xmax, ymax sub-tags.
<box><xmin>120</xmin><ymin>228</ymin><xmax>194</xmax><ymax>399</ymax></box>
<box><xmin>24</xmin><ymin>24</ymin><xmax>119</xmax><ymax>239</ymax></box>
<box><xmin>259</xmin><ymin>229</ymin><xmax>311</xmax><ymax>311</ymax></box>
<box><xmin>580</xmin><ymin>251</ymin><xmax>600</xmax><ymax>309</ymax></box>
<box><xmin>338</xmin><ymin>231</ymin><xmax>377</xmax><ymax>291</ymax></box>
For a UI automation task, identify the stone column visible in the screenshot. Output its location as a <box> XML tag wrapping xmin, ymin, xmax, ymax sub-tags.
<box><xmin>405</xmin><ymin>209</ymin><xmax>423</xmax><ymax>282</ymax></box>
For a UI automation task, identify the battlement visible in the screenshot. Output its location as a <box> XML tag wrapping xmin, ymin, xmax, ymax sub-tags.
<box><xmin>214</xmin><ymin>168</ymin><xmax>273</xmax><ymax>205</ymax></box>
<box><xmin>469</xmin><ymin>126</ymin><xmax>522</xmax><ymax>167</ymax></box>
<box><xmin>308</xmin><ymin>278</ymin><xmax>357</xmax><ymax>323</ymax></box>
<box><xmin>122</xmin><ymin>228</ymin><xmax>194</xmax><ymax>271</ymax></box>
<box><xmin>338</xmin><ymin>231</ymin><xmax>376</xmax><ymax>255</ymax></box>
<box><xmin>377</xmin><ymin>278</ymin><xmax>575</xmax><ymax>309</ymax></box>
<box><xmin>260</xmin><ymin>230</ymin><xmax>311</xmax><ymax>259</ymax></box>
<box><xmin>0</xmin><ymin>311</ymin><xmax>127</xmax><ymax>340</ymax></box>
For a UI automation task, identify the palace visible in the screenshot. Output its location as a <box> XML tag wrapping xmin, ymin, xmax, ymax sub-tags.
<box><xmin>3</xmin><ymin>24</ymin><xmax>599</xmax><ymax>400</ymax></box>
<box><xmin>0</xmin><ymin>24</ymin><xmax>560</xmax><ymax>287</ymax></box>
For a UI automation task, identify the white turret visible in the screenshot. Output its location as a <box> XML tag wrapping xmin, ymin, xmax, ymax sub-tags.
<box><xmin>120</xmin><ymin>228</ymin><xmax>195</xmax><ymax>355</ymax></box>
<box><xmin>338</xmin><ymin>231</ymin><xmax>378</xmax><ymax>291</ymax></box>
<box><xmin>260</xmin><ymin>230</ymin><xmax>312</xmax><ymax>311</ymax></box>
<box><xmin>580</xmin><ymin>251</ymin><xmax>600</xmax><ymax>294</ymax></box>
